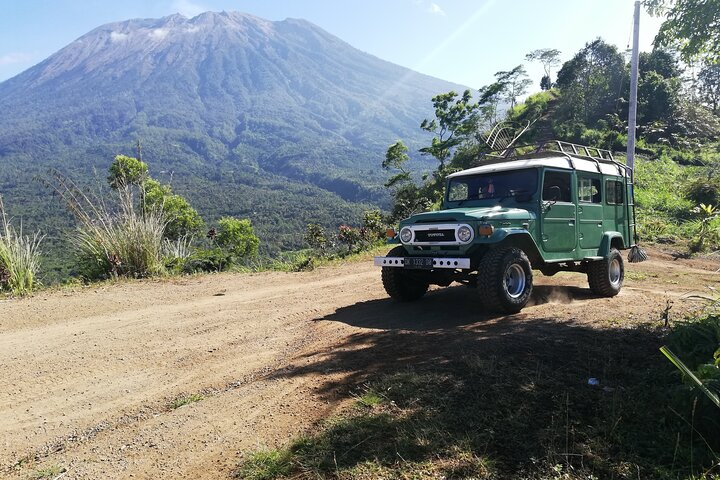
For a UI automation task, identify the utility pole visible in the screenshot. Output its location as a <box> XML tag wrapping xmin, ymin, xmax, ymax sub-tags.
<box><xmin>626</xmin><ymin>0</ymin><xmax>640</xmax><ymax>174</ymax></box>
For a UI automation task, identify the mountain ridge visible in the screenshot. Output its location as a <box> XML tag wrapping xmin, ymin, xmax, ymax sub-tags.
<box><xmin>0</xmin><ymin>11</ymin><xmax>469</xmax><ymax>272</ymax></box>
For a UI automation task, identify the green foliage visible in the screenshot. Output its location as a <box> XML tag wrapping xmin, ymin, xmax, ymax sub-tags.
<box><xmin>645</xmin><ymin>0</ymin><xmax>720</xmax><ymax>61</ymax></box>
<box><xmin>634</xmin><ymin>154</ymin><xmax>695</xmax><ymax>219</ymax></box>
<box><xmin>0</xmin><ymin>196</ymin><xmax>44</xmax><ymax>295</ymax></box>
<box><xmin>494</xmin><ymin>65</ymin><xmax>532</xmax><ymax>109</ymax></box>
<box><xmin>420</xmin><ymin>90</ymin><xmax>480</xmax><ymax>170</ymax></box>
<box><xmin>555</xmin><ymin>38</ymin><xmax>626</xmax><ymax>127</ymax></box>
<box><xmin>108</xmin><ymin>154</ymin><xmax>148</xmax><ymax>189</ymax></box>
<box><xmin>215</xmin><ymin>217</ymin><xmax>260</xmax><ymax>259</ymax></box>
<box><xmin>687</xmin><ymin>176</ymin><xmax>720</xmax><ymax>206</ymax></box>
<box><xmin>235</xmin><ymin>449</ymin><xmax>293</xmax><ymax>480</ymax></box>
<box><xmin>382</xmin><ymin>140</ymin><xmax>411</xmax><ymax>188</ymax></box>
<box><xmin>169</xmin><ymin>393</ymin><xmax>205</xmax><ymax>409</ymax></box>
<box><xmin>143</xmin><ymin>178</ymin><xmax>204</xmax><ymax>241</ymax></box>
<box><xmin>183</xmin><ymin>247</ymin><xmax>232</xmax><ymax>273</ymax></box>
<box><xmin>304</xmin><ymin>223</ymin><xmax>328</xmax><ymax>254</ymax></box>
<box><xmin>698</xmin><ymin>61</ymin><xmax>720</xmax><ymax>114</ymax></box>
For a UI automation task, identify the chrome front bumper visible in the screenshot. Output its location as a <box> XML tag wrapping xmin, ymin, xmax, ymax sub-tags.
<box><xmin>373</xmin><ymin>256</ymin><xmax>471</xmax><ymax>269</ymax></box>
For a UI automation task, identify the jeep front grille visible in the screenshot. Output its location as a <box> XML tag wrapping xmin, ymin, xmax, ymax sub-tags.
<box><xmin>414</xmin><ymin>229</ymin><xmax>456</xmax><ymax>242</ymax></box>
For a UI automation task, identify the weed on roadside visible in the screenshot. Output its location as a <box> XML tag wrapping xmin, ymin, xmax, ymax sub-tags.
<box><xmin>31</xmin><ymin>465</ymin><xmax>66</xmax><ymax>479</ymax></box>
<box><xmin>168</xmin><ymin>393</ymin><xmax>204</xmax><ymax>410</ymax></box>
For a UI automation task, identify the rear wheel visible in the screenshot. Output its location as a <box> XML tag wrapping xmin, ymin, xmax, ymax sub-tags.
<box><xmin>381</xmin><ymin>246</ymin><xmax>429</xmax><ymax>301</ymax></box>
<box><xmin>478</xmin><ymin>247</ymin><xmax>533</xmax><ymax>313</ymax></box>
<box><xmin>587</xmin><ymin>248</ymin><xmax>624</xmax><ymax>296</ymax></box>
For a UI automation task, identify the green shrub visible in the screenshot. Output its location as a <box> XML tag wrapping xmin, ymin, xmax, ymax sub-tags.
<box><xmin>108</xmin><ymin>155</ymin><xmax>148</xmax><ymax>189</ymax></box>
<box><xmin>0</xmin><ymin>197</ymin><xmax>44</xmax><ymax>294</ymax></box>
<box><xmin>687</xmin><ymin>176</ymin><xmax>720</xmax><ymax>206</ymax></box>
<box><xmin>144</xmin><ymin>179</ymin><xmax>204</xmax><ymax>240</ymax></box>
<box><xmin>215</xmin><ymin>217</ymin><xmax>260</xmax><ymax>259</ymax></box>
<box><xmin>74</xmin><ymin>194</ymin><xmax>166</xmax><ymax>279</ymax></box>
<box><xmin>183</xmin><ymin>247</ymin><xmax>232</xmax><ymax>273</ymax></box>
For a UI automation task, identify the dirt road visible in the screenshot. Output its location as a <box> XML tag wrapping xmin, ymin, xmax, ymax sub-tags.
<box><xmin>1</xmin><ymin>249</ymin><xmax>718</xmax><ymax>479</ymax></box>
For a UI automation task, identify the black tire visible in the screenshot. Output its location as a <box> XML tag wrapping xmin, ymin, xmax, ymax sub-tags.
<box><xmin>381</xmin><ymin>246</ymin><xmax>429</xmax><ymax>302</ymax></box>
<box><xmin>477</xmin><ymin>247</ymin><xmax>533</xmax><ymax>313</ymax></box>
<box><xmin>587</xmin><ymin>248</ymin><xmax>624</xmax><ymax>297</ymax></box>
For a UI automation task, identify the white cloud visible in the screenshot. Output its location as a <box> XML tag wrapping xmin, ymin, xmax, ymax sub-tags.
<box><xmin>0</xmin><ymin>52</ymin><xmax>32</xmax><ymax>66</ymax></box>
<box><xmin>172</xmin><ymin>0</ymin><xmax>206</xmax><ymax>17</ymax></box>
<box><xmin>429</xmin><ymin>2</ymin><xmax>446</xmax><ymax>15</ymax></box>
<box><xmin>149</xmin><ymin>28</ymin><xmax>169</xmax><ymax>40</ymax></box>
<box><xmin>110</xmin><ymin>32</ymin><xmax>129</xmax><ymax>43</ymax></box>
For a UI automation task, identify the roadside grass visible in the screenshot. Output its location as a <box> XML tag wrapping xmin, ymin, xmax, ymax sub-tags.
<box><xmin>168</xmin><ymin>393</ymin><xmax>205</xmax><ymax>410</ymax></box>
<box><xmin>0</xmin><ymin>196</ymin><xmax>44</xmax><ymax>295</ymax></box>
<box><xmin>30</xmin><ymin>465</ymin><xmax>66</xmax><ymax>479</ymax></box>
<box><xmin>236</xmin><ymin>312</ymin><xmax>719</xmax><ymax>479</ymax></box>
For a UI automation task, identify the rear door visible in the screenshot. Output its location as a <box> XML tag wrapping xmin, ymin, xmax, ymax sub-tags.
<box><xmin>577</xmin><ymin>174</ymin><xmax>603</xmax><ymax>249</ymax></box>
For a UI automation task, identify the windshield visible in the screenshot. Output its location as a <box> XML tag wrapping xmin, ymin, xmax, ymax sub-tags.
<box><xmin>446</xmin><ymin>168</ymin><xmax>538</xmax><ymax>204</ymax></box>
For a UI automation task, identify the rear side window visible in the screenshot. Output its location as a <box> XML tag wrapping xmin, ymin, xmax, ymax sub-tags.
<box><xmin>578</xmin><ymin>177</ymin><xmax>601</xmax><ymax>203</ymax></box>
<box><xmin>606</xmin><ymin>180</ymin><xmax>625</xmax><ymax>204</ymax></box>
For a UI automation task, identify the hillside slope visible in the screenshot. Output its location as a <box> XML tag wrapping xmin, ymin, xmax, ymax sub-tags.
<box><xmin>0</xmin><ymin>11</ymin><xmax>465</xmax><ymax>260</ymax></box>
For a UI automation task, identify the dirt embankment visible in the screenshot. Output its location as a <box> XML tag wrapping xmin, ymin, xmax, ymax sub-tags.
<box><xmin>1</xmin><ymin>248</ymin><xmax>717</xmax><ymax>479</ymax></box>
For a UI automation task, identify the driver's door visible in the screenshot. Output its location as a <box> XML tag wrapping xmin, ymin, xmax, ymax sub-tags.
<box><xmin>540</xmin><ymin>170</ymin><xmax>577</xmax><ymax>253</ymax></box>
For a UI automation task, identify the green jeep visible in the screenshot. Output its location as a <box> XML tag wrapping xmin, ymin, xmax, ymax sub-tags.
<box><xmin>374</xmin><ymin>141</ymin><xmax>637</xmax><ymax>313</ymax></box>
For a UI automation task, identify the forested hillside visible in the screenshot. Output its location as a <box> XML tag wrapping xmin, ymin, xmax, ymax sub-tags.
<box><xmin>384</xmin><ymin>36</ymin><xmax>720</xmax><ymax>255</ymax></box>
<box><xmin>0</xmin><ymin>11</ymin><xmax>466</xmax><ymax>278</ymax></box>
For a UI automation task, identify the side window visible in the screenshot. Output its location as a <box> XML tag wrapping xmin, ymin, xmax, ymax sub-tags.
<box><xmin>578</xmin><ymin>177</ymin><xmax>601</xmax><ymax>203</ymax></box>
<box><xmin>448</xmin><ymin>182</ymin><xmax>468</xmax><ymax>201</ymax></box>
<box><xmin>542</xmin><ymin>171</ymin><xmax>572</xmax><ymax>202</ymax></box>
<box><xmin>606</xmin><ymin>180</ymin><xmax>625</xmax><ymax>204</ymax></box>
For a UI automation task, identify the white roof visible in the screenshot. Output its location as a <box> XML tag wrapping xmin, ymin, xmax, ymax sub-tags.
<box><xmin>448</xmin><ymin>153</ymin><xmax>628</xmax><ymax>179</ymax></box>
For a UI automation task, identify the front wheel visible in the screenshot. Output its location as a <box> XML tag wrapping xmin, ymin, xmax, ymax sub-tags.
<box><xmin>381</xmin><ymin>246</ymin><xmax>429</xmax><ymax>302</ymax></box>
<box><xmin>587</xmin><ymin>248</ymin><xmax>624</xmax><ymax>297</ymax></box>
<box><xmin>477</xmin><ymin>247</ymin><xmax>533</xmax><ymax>313</ymax></box>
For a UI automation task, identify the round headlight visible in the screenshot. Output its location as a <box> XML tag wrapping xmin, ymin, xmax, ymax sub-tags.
<box><xmin>399</xmin><ymin>227</ymin><xmax>413</xmax><ymax>243</ymax></box>
<box><xmin>457</xmin><ymin>225</ymin><xmax>473</xmax><ymax>243</ymax></box>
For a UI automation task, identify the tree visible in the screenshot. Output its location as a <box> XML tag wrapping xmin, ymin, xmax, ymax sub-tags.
<box><xmin>108</xmin><ymin>155</ymin><xmax>148</xmax><ymax>189</ymax></box>
<box><xmin>639</xmin><ymin>49</ymin><xmax>681</xmax><ymax>79</ymax></box>
<box><xmin>419</xmin><ymin>90</ymin><xmax>479</xmax><ymax>171</ymax></box>
<box><xmin>698</xmin><ymin>62</ymin><xmax>720</xmax><ymax>114</ymax></box>
<box><xmin>215</xmin><ymin>217</ymin><xmax>259</xmax><ymax>259</ymax></box>
<box><xmin>636</xmin><ymin>49</ymin><xmax>682</xmax><ymax>124</ymax></box>
<box><xmin>477</xmin><ymin>82</ymin><xmax>506</xmax><ymax>125</ymax></box>
<box><xmin>382</xmin><ymin>140</ymin><xmax>412</xmax><ymax>188</ymax></box>
<box><xmin>645</xmin><ymin>0</ymin><xmax>720</xmax><ymax>61</ymax></box>
<box><xmin>555</xmin><ymin>39</ymin><xmax>626</xmax><ymax>126</ymax></box>
<box><xmin>525</xmin><ymin>48</ymin><xmax>562</xmax><ymax>89</ymax></box>
<box><xmin>495</xmin><ymin>65</ymin><xmax>532</xmax><ymax>109</ymax></box>
<box><xmin>143</xmin><ymin>179</ymin><xmax>204</xmax><ymax>240</ymax></box>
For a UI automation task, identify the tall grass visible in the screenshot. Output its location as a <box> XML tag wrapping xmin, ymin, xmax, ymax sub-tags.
<box><xmin>0</xmin><ymin>196</ymin><xmax>44</xmax><ymax>295</ymax></box>
<box><xmin>47</xmin><ymin>172</ymin><xmax>166</xmax><ymax>279</ymax></box>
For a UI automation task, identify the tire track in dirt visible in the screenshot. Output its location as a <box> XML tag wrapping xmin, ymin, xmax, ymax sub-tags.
<box><xmin>1</xmin><ymin>249</ymin><xmax>717</xmax><ymax>478</ymax></box>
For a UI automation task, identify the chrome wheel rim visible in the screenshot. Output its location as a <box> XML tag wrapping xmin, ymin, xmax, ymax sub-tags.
<box><xmin>504</xmin><ymin>264</ymin><xmax>526</xmax><ymax>299</ymax></box>
<box><xmin>609</xmin><ymin>258</ymin><xmax>622</xmax><ymax>286</ymax></box>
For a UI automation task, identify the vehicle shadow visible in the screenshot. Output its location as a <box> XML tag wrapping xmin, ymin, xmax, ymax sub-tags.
<box><xmin>316</xmin><ymin>284</ymin><xmax>598</xmax><ymax>332</ymax></box>
<box><xmin>266</xmin><ymin>285</ymin><xmax>714</xmax><ymax>477</ymax></box>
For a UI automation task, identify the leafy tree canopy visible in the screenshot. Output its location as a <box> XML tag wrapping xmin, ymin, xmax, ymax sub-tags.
<box><xmin>108</xmin><ymin>155</ymin><xmax>148</xmax><ymax>189</ymax></box>
<box><xmin>645</xmin><ymin>0</ymin><xmax>720</xmax><ymax>61</ymax></box>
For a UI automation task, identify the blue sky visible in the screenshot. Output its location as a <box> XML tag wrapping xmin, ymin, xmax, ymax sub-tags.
<box><xmin>1</xmin><ymin>0</ymin><xmax>662</xmax><ymax>90</ymax></box>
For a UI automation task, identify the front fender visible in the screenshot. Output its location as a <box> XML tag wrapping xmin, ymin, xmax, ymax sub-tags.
<box><xmin>489</xmin><ymin>229</ymin><xmax>544</xmax><ymax>266</ymax></box>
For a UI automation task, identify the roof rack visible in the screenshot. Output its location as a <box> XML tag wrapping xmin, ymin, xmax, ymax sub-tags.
<box><xmin>480</xmin><ymin>139</ymin><xmax>632</xmax><ymax>175</ymax></box>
